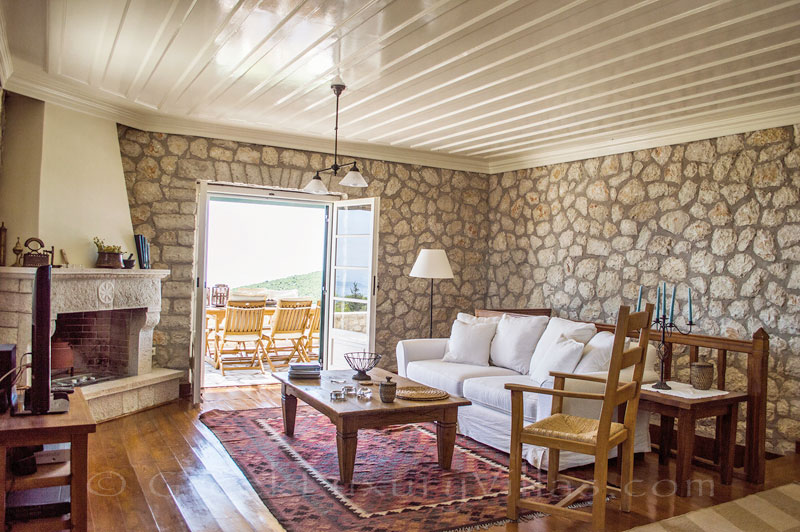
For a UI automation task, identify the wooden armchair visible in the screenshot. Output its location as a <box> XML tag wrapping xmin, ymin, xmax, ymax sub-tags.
<box><xmin>214</xmin><ymin>300</ymin><xmax>268</xmax><ymax>375</ymax></box>
<box><xmin>506</xmin><ymin>303</ymin><xmax>654</xmax><ymax>530</ymax></box>
<box><xmin>301</xmin><ymin>301</ymin><xmax>322</xmax><ymax>362</ymax></box>
<box><xmin>262</xmin><ymin>299</ymin><xmax>313</xmax><ymax>371</ymax></box>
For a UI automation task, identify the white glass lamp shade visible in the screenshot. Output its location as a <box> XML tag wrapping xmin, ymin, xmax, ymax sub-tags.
<box><xmin>303</xmin><ymin>173</ymin><xmax>329</xmax><ymax>194</ymax></box>
<box><xmin>339</xmin><ymin>165</ymin><xmax>368</xmax><ymax>187</ymax></box>
<box><xmin>410</xmin><ymin>249</ymin><xmax>454</xmax><ymax>279</ymax></box>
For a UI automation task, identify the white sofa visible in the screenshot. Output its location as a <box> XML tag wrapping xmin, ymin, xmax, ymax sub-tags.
<box><xmin>396</xmin><ymin>315</ymin><xmax>658</xmax><ymax>471</ymax></box>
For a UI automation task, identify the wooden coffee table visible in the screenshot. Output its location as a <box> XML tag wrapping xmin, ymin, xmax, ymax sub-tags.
<box><xmin>273</xmin><ymin>368</ymin><xmax>471</xmax><ymax>484</ymax></box>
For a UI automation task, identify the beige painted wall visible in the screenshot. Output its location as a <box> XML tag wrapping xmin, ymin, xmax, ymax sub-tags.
<box><xmin>0</xmin><ymin>93</ymin><xmax>44</xmax><ymax>252</ymax></box>
<box><xmin>39</xmin><ymin>103</ymin><xmax>135</xmax><ymax>267</ymax></box>
<box><xmin>0</xmin><ymin>94</ymin><xmax>135</xmax><ymax>267</ymax></box>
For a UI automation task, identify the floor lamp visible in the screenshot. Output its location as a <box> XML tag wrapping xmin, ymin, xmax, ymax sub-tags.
<box><xmin>410</xmin><ymin>249</ymin><xmax>454</xmax><ymax>338</ymax></box>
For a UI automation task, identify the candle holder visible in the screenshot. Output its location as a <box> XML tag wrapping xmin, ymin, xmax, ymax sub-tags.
<box><xmin>652</xmin><ymin>313</ymin><xmax>694</xmax><ymax>390</ymax></box>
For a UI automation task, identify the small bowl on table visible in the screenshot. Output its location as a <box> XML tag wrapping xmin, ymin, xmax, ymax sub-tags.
<box><xmin>343</xmin><ymin>351</ymin><xmax>382</xmax><ymax>381</ymax></box>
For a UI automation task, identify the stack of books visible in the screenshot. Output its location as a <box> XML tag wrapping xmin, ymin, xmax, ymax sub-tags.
<box><xmin>288</xmin><ymin>363</ymin><xmax>321</xmax><ymax>379</ymax></box>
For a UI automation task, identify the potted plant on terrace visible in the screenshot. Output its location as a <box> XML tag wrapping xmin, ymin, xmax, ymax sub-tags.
<box><xmin>93</xmin><ymin>237</ymin><xmax>124</xmax><ymax>269</ymax></box>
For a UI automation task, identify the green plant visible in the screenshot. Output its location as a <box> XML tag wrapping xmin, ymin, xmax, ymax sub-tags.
<box><xmin>93</xmin><ymin>237</ymin><xmax>123</xmax><ymax>254</ymax></box>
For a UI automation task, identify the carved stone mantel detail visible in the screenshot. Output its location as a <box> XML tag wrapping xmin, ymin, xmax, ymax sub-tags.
<box><xmin>98</xmin><ymin>280</ymin><xmax>114</xmax><ymax>305</ymax></box>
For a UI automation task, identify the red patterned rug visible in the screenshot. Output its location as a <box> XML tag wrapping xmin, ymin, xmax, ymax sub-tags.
<box><xmin>200</xmin><ymin>406</ymin><xmax>593</xmax><ymax>532</ymax></box>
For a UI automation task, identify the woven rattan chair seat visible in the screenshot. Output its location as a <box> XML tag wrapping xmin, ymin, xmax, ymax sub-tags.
<box><xmin>522</xmin><ymin>413</ymin><xmax>625</xmax><ymax>445</ymax></box>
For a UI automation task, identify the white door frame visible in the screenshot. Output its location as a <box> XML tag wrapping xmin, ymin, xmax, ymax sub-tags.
<box><xmin>190</xmin><ymin>182</ymin><xmax>343</xmax><ymax>404</ymax></box>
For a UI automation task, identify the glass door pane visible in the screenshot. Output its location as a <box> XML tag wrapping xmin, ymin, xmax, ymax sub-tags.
<box><xmin>326</xmin><ymin>198</ymin><xmax>379</xmax><ymax>370</ymax></box>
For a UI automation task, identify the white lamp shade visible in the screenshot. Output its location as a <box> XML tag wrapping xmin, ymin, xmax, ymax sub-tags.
<box><xmin>410</xmin><ymin>249</ymin><xmax>454</xmax><ymax>279</ymax></box>
<box><xmin>303</xmin><ymin>175</ymin><xmax>329</xmax><ymax>194</ymax></box>
<box><xmin>339</xmin><ymin>168</ymin><xmax>368</xmax><ymax>187</ymax></box>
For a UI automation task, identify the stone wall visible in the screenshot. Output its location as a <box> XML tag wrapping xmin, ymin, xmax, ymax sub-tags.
<box><xmin>117</xmin><ymin>126</ymin><xmax>490</xmax><ymax>370</ymax></box>
<box><xmin>486</xmin><ymin>125</ymin><xmax>800</xmax><ymax>454</ymax></box>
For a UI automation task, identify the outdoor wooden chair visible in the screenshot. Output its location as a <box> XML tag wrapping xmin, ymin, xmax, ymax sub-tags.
<box><xmin>301</xmin><ymin>301</ymin><xmax>322</xmax><ymax>362</ymax></box>
<box><xmin>205</xmin><ymin>313</ymin><xmax>218</xmax><ymax>367</ymax></box>
<box><xmin>506</xmin><ymin>303</ymin><xmax>654</xmax><ymax>531</ymax></box>
<box><xmin>262</xmin><ymin>298</ymin><xmax>313</xmax><ymax>371</ymax></box>
<box><xmin>214</xmin><ymin>299</ymin><xmax>268</xmax><ymax>375</ymax></box>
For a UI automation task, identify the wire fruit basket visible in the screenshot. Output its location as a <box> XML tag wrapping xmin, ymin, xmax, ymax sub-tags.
<box><xmin>343</xmin><ymin>351</ymin><xmax>382</xmax><ymax>381</ymax></box>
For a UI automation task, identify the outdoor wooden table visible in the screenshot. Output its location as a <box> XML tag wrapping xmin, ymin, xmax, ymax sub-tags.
<box><xmin>273</xmin><ymin>368</ymin><xmax>471</xmax><ymax>484</ymax></box>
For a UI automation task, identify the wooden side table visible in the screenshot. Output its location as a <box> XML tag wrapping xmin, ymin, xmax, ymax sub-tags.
<box><xmin>638</xmin><ymin>388</ymin><xmax>748</xmax><ymax>497</ymax></box>
<box><xmin>0</xmin><ymin>388</ymin><xmax>97</xmax><ymax>531</ymax></box>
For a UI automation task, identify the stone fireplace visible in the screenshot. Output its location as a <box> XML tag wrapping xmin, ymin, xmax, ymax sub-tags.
<box><xmin>0</xmin><ymin>267</ymin><xmax>181</xmax><ymax>421</ymax></box>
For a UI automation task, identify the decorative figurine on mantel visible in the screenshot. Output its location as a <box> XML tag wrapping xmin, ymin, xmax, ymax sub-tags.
<box><xmin>636</xmin><ymin>283</ymin><xmax>694</xmax><ymax>390</ymax></box>
<box><xmin>12</xmin><ymin>237</ymin><xmax>23</xmax><ymax>267</ymax></box>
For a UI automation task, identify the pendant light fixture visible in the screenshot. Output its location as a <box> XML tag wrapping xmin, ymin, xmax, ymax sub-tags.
<box><xmin>302</xmin><ymin>75</ymin><xmax>368</xmax><ymax>194</ymax></box>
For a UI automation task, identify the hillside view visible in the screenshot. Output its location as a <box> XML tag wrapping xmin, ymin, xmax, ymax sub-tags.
<box><xmin>239</xmin><ymin>271</ymin><xmax>322</xmax><ymax>298</ymax></box>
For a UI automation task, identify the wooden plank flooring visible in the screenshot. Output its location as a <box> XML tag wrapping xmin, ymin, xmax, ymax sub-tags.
<box><xmin>82</xmin><ymin>385</ymin><xmax>800</xmax><ymax>532</ymax></box>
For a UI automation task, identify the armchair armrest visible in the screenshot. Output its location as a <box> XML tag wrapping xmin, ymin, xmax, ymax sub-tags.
<box><xmin>504</xmin><ymin>383</ymin><xmax>605</xmax><ymax>402</ymax></box>
<box><xmin>548</xmin><ymin>371</ymin><xmax>607</xmax><ymax>384</ymax></box>
<box><xmin>396</xmin><ymin>338</ymin><xmax>448</xmax><ymax>377</ymax></box>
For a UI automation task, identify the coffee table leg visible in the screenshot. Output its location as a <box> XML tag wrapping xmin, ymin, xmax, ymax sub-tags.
<box><xmin>435</xmin><ymin>408</ymin><xmax>458</xmax><ymax>470</ymax></box>
<box><xmin>336</xmin><ymin>423</ymin><xmax>358</xmax><ymax>484</ymax></box>
<box><xmin>281</xmin><ymin>384</ymin><xmax>297</xmax><ymax>437</ymax></box>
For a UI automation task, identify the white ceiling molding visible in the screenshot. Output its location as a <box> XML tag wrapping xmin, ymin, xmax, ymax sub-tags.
<box><xmin>490</xmin><ymin>105</ymin><xmax>800</xmax><ymax>173</ymax></box>
<box><xmin>0</xmin><ymin>6</ymin><xmax>14</xmax><ymax>85</ymax></box>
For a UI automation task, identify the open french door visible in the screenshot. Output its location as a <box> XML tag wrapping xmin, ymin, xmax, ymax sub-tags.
<box><xmin>191</xmin><ymin>181</ymin><xmax>210</xmax><ymax>404</ymax></box>
<box><xmin>325</xmin><ymin>197</ymin><xmax>380</xmax><ymax>369</ymax></box>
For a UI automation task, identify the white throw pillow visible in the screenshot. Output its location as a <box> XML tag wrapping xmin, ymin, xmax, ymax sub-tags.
<box><xmin>574</xmin><ymin>331</ymin><xmax>616</xmax><ymax>374</ymax></box>
<box><xmin>489</xmin><ymin>314</ymin><xmax>549</xmax><ymax>374</ymax></box>
<box><xmin>529</xmin><ymin>317</ymin><xmax>597</xmax><ymax>376</ymax></box>
<box><xmin>529</xmin><ymin>334</ymin><xmax>586</xmax><ymax>385</ymax></box>
<box><xmin>574</xmin><ymin>334</ymin><xmax>657</xmax><ymax>374</ymax></box>
<box><xmin>442</xmin><ymin>319</ymin><xmax>497</xmax><ymax>366</ymax></box>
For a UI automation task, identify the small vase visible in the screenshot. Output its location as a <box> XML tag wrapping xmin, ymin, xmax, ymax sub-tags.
<box><xmin>51</xmin><ymin>340</ymin><xmax>74</xmax><ymax>370</ymax></box>
<box><xmin>96</xmin><ymin>252</ymin><xmax>123</xmax><ymax>269</ymax></box>
<box><xmin>690</xmin><ymin>361</ymin><xmax>714</xmax><ymax>390</ymax></box>
<box><xmin>379</xmin><ymin>376</ymin><xmax>396</xmax><ymax>403</ymax></box>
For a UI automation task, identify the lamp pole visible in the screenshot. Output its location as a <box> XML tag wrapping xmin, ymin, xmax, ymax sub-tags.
<box><xmin>428</xmin><ymin>278</ymin><xmax>434</xmax><ymax>338</ymax></box>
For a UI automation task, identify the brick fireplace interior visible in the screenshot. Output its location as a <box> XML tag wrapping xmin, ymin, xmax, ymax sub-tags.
<box><xmin>53</xmin><ymin>309</ymin><xmax>141</xmax><ymax>380</ymax></box>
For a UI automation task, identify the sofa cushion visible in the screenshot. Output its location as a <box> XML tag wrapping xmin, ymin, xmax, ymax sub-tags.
<box><xmin>442</xmin><ymin>319</ymin><xmax>497</xmax><ymax>366</ymax></box>
<box><xmin>529</xmin><ymin>334</ymin><xmax>586</xmax><ymax>386</ymax></box>
<box><xmin>462</xmin><ymin>375</ymin><xmax>540</xmax><ymax>421</ymax></box>
<box><xmin>529</xmin><ymin>317</ymin><xmax>597</xmax><ymax>375</ymax></box>
<box><xmin>489</xmin><ymin>314</ymin><xmax>549</xmax><ymax>374</ymax></box>
<box><xmin>406</xmin><ymin>360</ymin><xmax>518</xmax><ymax>397</ymax></box>
<box><xmin>574</xmin><ymin>333</ymin><xmax>659</xmax><ymax>374</ymax></box>
<box><xmin>574</xmin><ymin>331</ymin><xmax>616</xmax><ymax>374</ymax></box>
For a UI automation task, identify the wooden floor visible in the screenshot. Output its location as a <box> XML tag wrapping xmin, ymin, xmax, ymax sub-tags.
<box><xmin>81</xmin><ymin>385</ymin><xmax>800</xmax><ymax>532</ymax></box>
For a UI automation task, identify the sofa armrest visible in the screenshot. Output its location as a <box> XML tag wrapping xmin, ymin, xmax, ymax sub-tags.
<box><xmin>396</xmin><ymin>338</ymin><xmax>449</xmax><ymax>377</ymax></box>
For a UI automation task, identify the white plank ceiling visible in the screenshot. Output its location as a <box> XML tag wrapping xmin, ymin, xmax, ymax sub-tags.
<box><xmin>1</xmin><ymin>0</ymin><xmax>800</xmax><ymax>172</ymax></box>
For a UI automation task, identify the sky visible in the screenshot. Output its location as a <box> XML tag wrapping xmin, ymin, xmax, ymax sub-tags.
<box><xmin>205</xmin><ymin>198</ymin><xmax>326</xmax><ymax>288</ymax></box>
